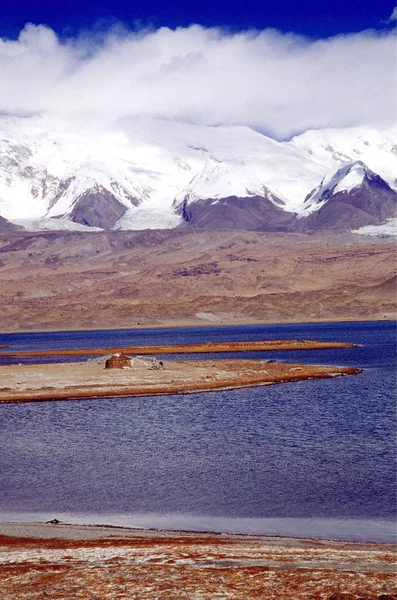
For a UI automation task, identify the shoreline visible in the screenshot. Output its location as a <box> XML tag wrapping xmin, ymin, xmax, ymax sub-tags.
<box><xmin>0</xmin><ymin>520</ymin><xmax>394</xmax><ymax>547</ymax></box>
<box><xmin>0</xmin><ymin>316</ymin><xmax>395</xmax><ymax>336</ymax></box>
<box><xmin>0</xmin><ymin>518</ymin><xmax>395</xmax><ymax>545</ymax></box>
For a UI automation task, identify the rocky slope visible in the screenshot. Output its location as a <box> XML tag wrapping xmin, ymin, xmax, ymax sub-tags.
<box><xmin>303</xmin><ymin>162</ymin><xmax>397</xmax><ymax>230</ymax></box>
<box><xmin>0</xmin><ymin>215</ymin><xmax>20</xmax><ymax>232</ymax></box>
<box><xmin>0</xmin><ymin>115</ymin><xmax>395</xmax><ymax>233</ymax></box>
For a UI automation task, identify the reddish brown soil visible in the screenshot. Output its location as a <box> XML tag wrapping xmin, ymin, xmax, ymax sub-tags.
<box><xmin>0</xmin><ymin>528</ymin><xmax>395</xmax><ymax>600</ymax></box>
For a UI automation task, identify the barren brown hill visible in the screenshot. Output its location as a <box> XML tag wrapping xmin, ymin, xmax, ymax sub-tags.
<box><xmin>0</xmin><ymin>229</ymin><xmax>395</xmax><ymax>332</ymax></box>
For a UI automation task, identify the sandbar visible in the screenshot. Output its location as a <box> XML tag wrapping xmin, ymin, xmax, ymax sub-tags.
<box><xmin>0</xmin><ymin>358</ymin><xmax>361</xmax><ymax>403</ymax></box>
<box><xmin>0</xmin><ymin>338</ymin><xmax>356</xmax><ymax>357</ymax></box>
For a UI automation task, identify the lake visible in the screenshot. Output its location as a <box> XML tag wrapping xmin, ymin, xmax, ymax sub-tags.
<box><xmin>0</xmin><ymin>321</ymin><xmax>395</xmax><ymax>542</ymax></box>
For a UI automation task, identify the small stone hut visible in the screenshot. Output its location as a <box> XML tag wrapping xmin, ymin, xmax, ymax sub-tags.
<box><xmin>105</xmin><ymin>353</ymin><xmax>134</xmax><ymax>369</ymax></box>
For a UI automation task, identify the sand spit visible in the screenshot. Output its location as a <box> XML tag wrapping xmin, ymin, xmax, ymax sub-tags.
<box><xmin>0</xmin><ymin>339</ymin><xmax>356</xmax><ymax>358</ymax></box>
<box><xmin>0</xmin><ymin>359</ymin><xmax>361</xmax><ymax>403</ymax></box>
<box><xmin>0</xmin><ymin>522</ymin><xmax>396</xmax><ymax>600</ymax></box>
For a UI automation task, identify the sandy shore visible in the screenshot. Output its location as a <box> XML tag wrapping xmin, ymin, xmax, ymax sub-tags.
<box><xmin>0</xmin><ymin>358</ymin><xmax>360</xmax><ymax>403</ymax></box>
<box><xmin>0</xmin><ymin>521</ymin><xmax>396</xmax><ymax>599</ymax></box>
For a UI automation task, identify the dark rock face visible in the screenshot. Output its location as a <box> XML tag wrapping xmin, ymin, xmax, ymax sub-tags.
<box><xmin>178</xmin><ymin>195</ymin><xmax>297</xmax><ymax>232</ymax></box>
<box><xmin>66</xmin><ymin>186</ymin><xmax>130</xmax><ymax>229</ymax></box>
<box><xmin>0</xmin><ymin>215</ymin><xmax>21</xmax><ymax>231</ymax></box>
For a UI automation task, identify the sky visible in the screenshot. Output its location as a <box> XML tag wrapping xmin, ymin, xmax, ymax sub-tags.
<box><xmin>0</xmin><ymin>0</ymin><xmax>395</xmax><ymax>139</ymax></box>
<box><xmin>1</xmin><ymin>0</ymin><xmax>396</xmax><ymax>39</ymax></box>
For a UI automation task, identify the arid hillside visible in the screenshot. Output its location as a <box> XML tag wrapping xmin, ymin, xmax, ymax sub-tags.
<box><xmin>0</xmin><ymin>229</ymin><xmax>395</xmax><ymax>332</ymax></box>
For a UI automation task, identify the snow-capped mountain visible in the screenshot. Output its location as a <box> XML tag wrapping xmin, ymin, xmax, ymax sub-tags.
<box><xmin>0</xmin><ymin>114</ymin><xmax>395</xmax><ymax>232</ymax></box>
<box><xmin>305</xmin><ymin>161</ymin><xmax>373</xmax><ymax>208</ymax></box>
<box><xmin>303</xmin><ymin>161</ymin><xmax>397</xmax><ymax>230</ymax></box>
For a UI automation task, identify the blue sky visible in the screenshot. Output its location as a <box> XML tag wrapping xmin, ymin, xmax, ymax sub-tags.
<box><xmin>1</xmin><ymin>0</ymin><xmax>396</xmax><ymax>39</ymax></box>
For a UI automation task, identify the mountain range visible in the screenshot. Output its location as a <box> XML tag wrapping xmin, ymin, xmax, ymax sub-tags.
<box><xmin>0</xmin><ymin>115</ymin><xmax>396</xmax><ymax>234</ymax></box>
<box><xmin>0</xmin><ymin>228</ymin><xmax>394</xmax><ymax>332</ymax></box>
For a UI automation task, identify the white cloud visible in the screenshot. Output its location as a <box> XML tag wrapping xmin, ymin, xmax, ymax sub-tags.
<box><xmin>0</xmin><ymin>23</ymin><xmax>395</xmax><ymax>139</ymax></box>
<box><xmin>388</xmin><ymin>7</ymin><xmax>397</xmax><ymax>21</ymax></box>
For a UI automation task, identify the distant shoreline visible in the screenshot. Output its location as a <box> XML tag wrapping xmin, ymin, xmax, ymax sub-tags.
<box><xmin>0</xmin><ymin>316</ymin><xmax>395</xmax><ymax>336</ymax></box>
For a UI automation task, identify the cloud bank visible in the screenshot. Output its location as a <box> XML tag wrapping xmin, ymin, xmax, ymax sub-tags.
<box><xmin>0</xmin><ymin>23</ymin><xmax>395</xmax><ymax>138</ymax></box>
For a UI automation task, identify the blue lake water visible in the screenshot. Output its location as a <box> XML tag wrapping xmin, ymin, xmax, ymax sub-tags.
<box><xmin>0</xmin><ymin>321</ymin><xmax>395</xmax><ymax>542</ymax></box>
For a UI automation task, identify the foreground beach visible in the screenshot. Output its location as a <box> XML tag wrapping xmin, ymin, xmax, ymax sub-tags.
<box><xmin>0</xmin><ymin>358</ymin><xmax>360</xmax><ymax>403</ymax></box>
<box><xmin>0</xmin><ymin>522</ymin><xmax>396</xmax><ymax>599</ymax></box>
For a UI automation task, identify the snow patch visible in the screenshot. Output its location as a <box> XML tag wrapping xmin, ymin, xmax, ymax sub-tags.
<box><xmin>12</xmin><ymin>218</ymin><xmax>103</xmax><ymax>232</ymax></box>
<box><xmin>334</xmin><ymin>162</ymin><xmax>367</xmax><ymax>193</ymax></box>
<box><xmin>353</xmin><ymin>218</ymin><xmax>397</xmax><ymax>236</ymax></box>
<box><xmin>114</xmin><ymin>207</ymin><xmax>182</xmax><ymax>230</ymax></box>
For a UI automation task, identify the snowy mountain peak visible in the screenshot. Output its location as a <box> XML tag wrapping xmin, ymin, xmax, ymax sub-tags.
<box><xmin>303</xmin><ymin>160</ymin><xmax>397</xmax><ymax>232</ymax></box>
<box><xmin>304</xmin><ymin>161</ymin><xmax>372</xmax><ymax>209</ymax></box>
<box><xmin>173</xmin><ymin>158</ymin><xmax>286</xmax><ymax>212</ymax></box>
<box><xmin>0</xmin><ymin>115</ymin><xmax>395</xmax><ymax>231</ymax></box>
